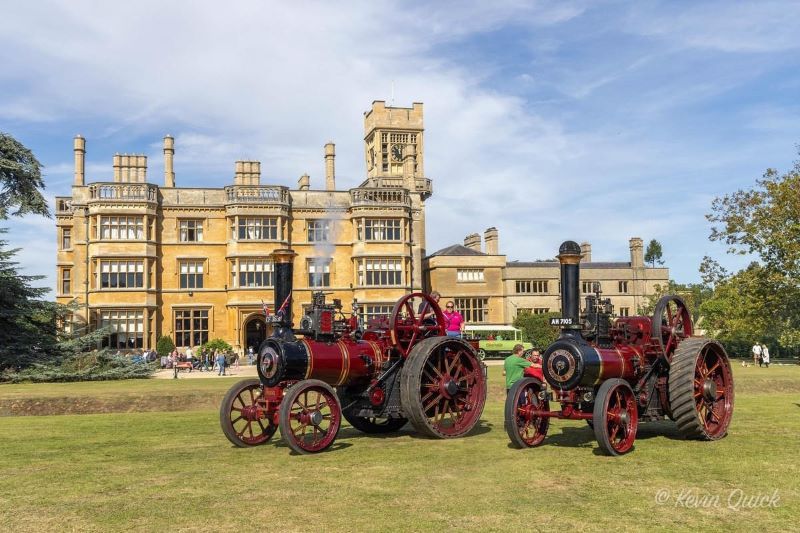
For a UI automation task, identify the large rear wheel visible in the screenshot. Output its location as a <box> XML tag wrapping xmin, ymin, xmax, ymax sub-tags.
<box><xmin>400</xmin><ymin>336</ymin><xmax>487</xmax><ymax>438</ymax></box>
<box><xmin>669</xmin><ymin>338</ymin><xmax>734</xmax><ymax>440</ymax></box>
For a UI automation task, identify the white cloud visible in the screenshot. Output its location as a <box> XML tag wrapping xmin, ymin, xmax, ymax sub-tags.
<box><xmin>1</xmin><ymin>0</ymin><xmax>798</xmax><ymax>288</ymax></box>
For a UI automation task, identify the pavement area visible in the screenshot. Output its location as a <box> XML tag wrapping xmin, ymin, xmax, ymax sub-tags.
<box><xmin>153</xmin><ymin>365</ymin><xmax>258</xmax><ymax>379</ymax></box>
<box><xmin>154</xmin><ymin>358</ymin><xmax>504</xmax><ymax>379</ymax></box>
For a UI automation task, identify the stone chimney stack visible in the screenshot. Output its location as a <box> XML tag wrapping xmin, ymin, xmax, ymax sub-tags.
<box><xmin>484</xmin><ymin>227</ymin><xmax>499</xmax><ymax>255</ymax></box>
<box><xmin>324</xmin><ymin>142</ymin><xmax>336</xmax><ymax>190</ymax></box>
<box><xmin>464</xmin><ymin>233</ymin><xmax>482</xmax><ymax>252</ymax></box>
<box><xmin>73</xmin><ymin>135</ymin><xmax>85</xmax><ymax>186</ymax></box>
<box><xmin>163</xmin><ymin>135</ymin><xmax>175</xmax><ymax>187</ymax></box>
<box><xmin>234</xmin><ymin>161</ymin><xmax>261</xmax><ymax>185</ymax></box>
<box><xmin>113</xmin><ymin>154</ymin><xmax>147</xmax><ymax>183</ymax></box>
<box><xmin>629</xmin><ymin>237</ymin><xmax>644</xmax><ymax>268</ymax></box>
<box><xmin>580</xmin><ymin>242</ymin><xmax>592</xmax><ymax>263</ymax></box>
<box><xmin>298</xmin><ymin>173</ymin><xmax>310</xmax><ymax>190</ymax></box>
<box><xmin>403</xmin><ymin>143</ymin><xmax>416</xmax><ymax>191</ymax></box>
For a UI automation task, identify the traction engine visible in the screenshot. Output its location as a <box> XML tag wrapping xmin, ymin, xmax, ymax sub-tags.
<box><xmin>220</xmin><ymin>249</ymin><xmax>487</xmax><ymax>454</ymax></box>
<box><xmin>505</xmin><ymin>241</ymin><xmax>735</xmax><ymax>455</ymax></box>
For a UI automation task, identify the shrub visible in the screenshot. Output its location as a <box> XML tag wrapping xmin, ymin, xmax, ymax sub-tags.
<box><xmin>200</xmin><ymin>338</ymin><xmax>233</xmax><ymax>355</ymax></box>
<box><xmin>0</xmin><ymin>350</ymin><xmax>155</xmax><ymax>383</ymax></box>
<box><xmin>156</xmin><ymin>335</ymin><xmax>175</xmax><ymax>357</ymax></box>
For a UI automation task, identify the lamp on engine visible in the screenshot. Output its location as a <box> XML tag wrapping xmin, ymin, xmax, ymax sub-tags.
<box><xmin>505</xmin><ymin>240</ymin><xmax>735</xmax><ymax>456</ymax></box>
<box><xmin>219</xmin><ymin>249</ymin><xmax>488</xmax><ymax>454</ymax></box>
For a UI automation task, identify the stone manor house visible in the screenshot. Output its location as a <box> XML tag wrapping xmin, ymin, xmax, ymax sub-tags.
<box><xmin>55</xmin><ymin>100</ymin><xmax>667</xmax><ymax>352</ymax></box>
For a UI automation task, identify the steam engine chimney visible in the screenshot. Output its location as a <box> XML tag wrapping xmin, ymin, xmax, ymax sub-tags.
<box><xmin>163</xmin><ymin>135</ymin><xmax>175</xmax><ymax>187</ymax></box>
<box><xmin>73</xmin><ymin>135</ymin><xmax>85</xmax><ymax>186</ymax></box>
<box><xmin>272</xmin><ymin>249</ymin><xmax>297</xmax><ymax>328</ymax></box>
<box><xmin>324</xmin><ymin>142</ymin><xmax>336</xmax><ymax>190</ymax></box>
<box><xmin>558</xmin><ymin>240</ymin><xmax>583</xmax><ymax>331</ymax></box>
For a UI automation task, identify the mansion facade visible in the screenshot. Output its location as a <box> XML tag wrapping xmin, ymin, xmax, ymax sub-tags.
<box><xmin>424</xmin><ymin>231</ymin><xmax>669</xmax><ymax>325</ymax></box>
<box><xmin>55</xmin><ymin>101</ymin><xmax>431</xmax><ymax>352</ymax></box>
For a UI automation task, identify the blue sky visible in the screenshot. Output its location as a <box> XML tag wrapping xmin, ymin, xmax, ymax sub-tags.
<box><xmin>2</xmin><ymin>0</ymin><xmax>799</xmax><ymax>291</ymax></box>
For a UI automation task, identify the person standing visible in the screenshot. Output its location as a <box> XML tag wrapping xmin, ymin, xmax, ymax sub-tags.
<box><xmin>442</xmin><ymin>301</ymin><xmax>464</xmax><ymax>338</ymax></box>
<box><xmin>752</xmin><ymin>343</ymin><xmax>762</xmax><ymax>367</ymax></box>
<box><xmin>216</xmin><ymin>350</ymin><xmax>226</xmax><ymax>376</ymax></box>
<box><xmin>761</xmin><ymin>344</ymin><xmax>770</xmax><ymax>368</ymax></box>
<box><xmin>504</xmin><ymin>344</ymin><xmax>533</xmax><ymax>393</ymax></box>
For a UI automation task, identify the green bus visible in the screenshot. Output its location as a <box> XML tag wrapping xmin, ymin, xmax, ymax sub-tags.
<box><xmin>463</xmin><ymin>325</ymin><xmax>532</xmax><ymax>360</ymax></box>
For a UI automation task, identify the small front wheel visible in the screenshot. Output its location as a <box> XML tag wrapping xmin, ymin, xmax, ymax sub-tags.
<box><xmin>279</xmin><ymin>380</ymin><xmax>341</xmax><ymax>454</ymax></box>
<box><xmin>505</xmin><ymin>377</ymin><xmax>550</xmax><ymax>448</ymax></box>
<box><xmin>593</xmin><ymin>379</ymin><xmax>638</xmax><ymax>456</ymax></box>
<box><xmin>220</xmin><ymin>379</ymin><xmax>276</xmax><ymax>447</ymax></box>
<box><xmin>477</xmin><ymin>349</ymin><xmax>487</xmax><ymax>361</ymax></box>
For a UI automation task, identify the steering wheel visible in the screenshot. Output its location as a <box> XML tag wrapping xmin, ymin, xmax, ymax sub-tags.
<box><xmin>389</xmin><ymin>292</ymin><xmax>446</xmax><ymax>357</ymax></box>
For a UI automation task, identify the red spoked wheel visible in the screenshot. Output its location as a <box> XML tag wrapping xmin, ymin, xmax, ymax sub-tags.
<box><xmin>389</xmin><ymin>292</ymin><xmax>446</xmax><ymax>357</ymax></box>
<box><xmin>669</xmin><ymin>338</ymin><xmax>734</xmax><ymax>440</ymax></box>
<box><xmin>505</xmin><ymin>377</ymin><xmax>550</xmax><ymax>448</ymax></box>
<box><xmin>400</xmin><ymin>336</ymin><xmax>487</xmax><ymax>438</ymax></box>
<box><xmin>220</xmin><ymin>379</ymin><xmax>277</xmax><ymax>447</ymax></box>
<box><xmin>651</xmin><ymin>295</ymin><xmax>694</xmax><ymax>361</ymax></box>
<box><xmin>279</xmin><ymin>380</ymin><xmax>342</xmax><ymax>454</ymax></box>
<box><xmin>593</xmin><ymin>379</ymin><xmax>638</xmax><ymax>456</ymax></box>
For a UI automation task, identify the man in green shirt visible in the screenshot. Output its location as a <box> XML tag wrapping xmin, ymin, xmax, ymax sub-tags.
<box><xmin>504</xmin><ymin>344</ymin><xmax>533</xmax><ymax>392</ymax></box>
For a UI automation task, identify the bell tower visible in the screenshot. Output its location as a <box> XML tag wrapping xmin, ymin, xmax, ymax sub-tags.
<box><xmin>363</xmin><ymin>101</ymin><xmax>427</xmax><ymax>188</ymax></box>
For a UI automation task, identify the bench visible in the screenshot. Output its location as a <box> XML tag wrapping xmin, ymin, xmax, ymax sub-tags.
<box><xmin>175</xmin><ymin>362</ymin><xmax>193</xmax><ymax>372</ymax></box>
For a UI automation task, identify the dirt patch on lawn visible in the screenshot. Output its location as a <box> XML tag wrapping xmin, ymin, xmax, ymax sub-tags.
<box><xmin>0</xmin><ymin>392</ymin><xmax>224</xmax><ymax>417</ymax></box>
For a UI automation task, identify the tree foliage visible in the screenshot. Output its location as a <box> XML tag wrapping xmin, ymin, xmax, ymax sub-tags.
<box><xmin>156</xmin><ymin>335</ymin><xmax>176</xmax><ymax>357</ymax></box>
<box><xmin>0</xmin><ymin>229</ymin><xmax>60</xmax><ymax>370</ymax></box>
<box><xmin>638</xmin><ymin>280</ymin><xmax>713</xmax><ymax>324</ymax></box>
<box><xmin>513</xmin><ymin>312</ymin><xmax>560</xmax><ymax>350</ymax></box>
<box><xmin>701</xmin><ymin>151</ymin><xmax>800</xmax><ymax>355</ymax></box>
<box><xmin>644</xmin><ymin>239</ymin><xmax>664</xmax><ymax>267</ymax></box>
<box><xmin>200</xmin><ymin>338</ymin><xmax>234</xmax><ymax>355</ymax></box>
<box><xmin>0</xmin><ymin>132</ymin><xmax>50</xmax><ymax>220</ymax></box>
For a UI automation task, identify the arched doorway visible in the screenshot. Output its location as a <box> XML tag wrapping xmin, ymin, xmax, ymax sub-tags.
<box><xmin>244</xmin><ymin>315</ymin><xmax>268</xmax><ymax>356</ymax></box>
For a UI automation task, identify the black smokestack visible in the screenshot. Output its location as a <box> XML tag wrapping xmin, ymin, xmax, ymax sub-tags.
<box><xmin>272</xmin><ymin>249</ymin><xmax>296</xmax><ymax>326</ymax></box>
<box><xmin>558</xmin><ymin>240</ymin><xmax>582</xmax><ymax>332</ymax></box>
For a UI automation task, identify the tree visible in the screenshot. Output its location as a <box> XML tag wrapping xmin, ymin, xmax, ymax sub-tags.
<box><xmin>701</xmin><ymin>150</ymin><xmax>800</xmax><ymax>356</ymax></box>
<box><xmin>0</xmin><ymin>132</ymin><xmax>50</xmax><ymax>219</ymax></box>
<box><xmin>0</xmin><ymin>134</ymin><xmax>52</xmax><ymax>370</ymax></box>
<box><xmin>156</xmin><ymin>335</ymin><xmax>176</xmax><ymax>357</ymax></box>
<box><xmin>638</xmin><ymin>280</ymin><xmax>713</xmax><ymax>323</ymax></box>
<box><xmin>513</xmin><ymin>312</ymin><xmax>560</xmax><ymax>350</ymax></box>
<box><xmin>0</xmin><ymin>230</ymin><xmax>59</xmax><ymax>370</ymax></box>
<box><xmin>644</xmin><ymin>239</ymin><xmax>664</xmax><ymax>267</ymax></box>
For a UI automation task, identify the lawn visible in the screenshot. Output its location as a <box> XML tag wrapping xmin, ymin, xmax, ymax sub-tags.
<box><xmin>1</xmin><ymin>365</ymin><xmax>798</xmax><ymax>531</ymax></box>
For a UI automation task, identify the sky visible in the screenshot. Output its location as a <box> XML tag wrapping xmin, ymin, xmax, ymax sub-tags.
<box><xmin>2</xmin><ymin>0</ymin><xmax>799</xmax><ymax>291</ymax></box>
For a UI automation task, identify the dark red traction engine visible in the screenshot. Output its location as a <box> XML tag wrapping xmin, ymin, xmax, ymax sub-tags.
<box><xmin>506</xmin><ymin>241</ymin><xmax>735</xmax><ymax>455</ymax></box>
<box><xmin>220</xmin><ymin>249</ymin><xmax>487</xmax><ymax>454</ymax></box>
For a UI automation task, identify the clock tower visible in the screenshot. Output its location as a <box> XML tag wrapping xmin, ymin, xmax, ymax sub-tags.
<box><xmin>362</xmin><ymin>101</ymin><xmax>431</xmax><ymax>198</ymax></box>
<box><xmin>360</xmin><ymin>100</ymin><xmax>432</xmax><ymax>292</ymax></box>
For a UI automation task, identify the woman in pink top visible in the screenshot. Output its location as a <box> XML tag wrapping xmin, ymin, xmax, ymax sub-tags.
<box><xmin>443</xmin><ymin>301</ymin><xmax>465</xmax><ymax>338</ymax></box>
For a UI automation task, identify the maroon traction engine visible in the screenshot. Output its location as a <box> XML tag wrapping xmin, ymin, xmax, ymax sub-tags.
<box><xmin>220</xmin><ymin>249</ymin><xmax>487</xmax><ymax>454</ymax></box>
<box><xmin>506</xmin><ymin>241</ymin><xmax>735</xmax><ymax>456</ymax></box>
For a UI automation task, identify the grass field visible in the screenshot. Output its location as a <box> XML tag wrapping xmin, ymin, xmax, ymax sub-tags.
<box><xmin>1</xmin><ymin>365</ymin><xmax>798</xmax><ymax>532</ymax></box>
